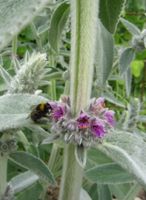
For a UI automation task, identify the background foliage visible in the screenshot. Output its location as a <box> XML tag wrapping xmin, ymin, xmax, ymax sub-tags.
<box><xmin>0</xmin><ymin>0</ymin><xmax>146</xmax><ymax>200</ymax></box>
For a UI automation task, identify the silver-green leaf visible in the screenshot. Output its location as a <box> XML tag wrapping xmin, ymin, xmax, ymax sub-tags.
<box><xmin>95</xmin><ymin>22</ymin><xmax>114</xmax><ymax>86</ymax></box>
<box><xmin>80</xmin><ymin>189</ymin><xmax>92</xmax><ymax>200</ymax></box>
<box><xmin>99</xmin><ymin>0</ymin><xmax>126</xmax><ymax>33</ymax></box>
<box><xmin>0</xmin><ymin>94</ymin><xmax>47</xmax><ymax>131</ymax></box>
<box><xmin>85</xmin><ymin>163</ymin><xmax>134</xmax><ymax>184</ymax></box>
<box><xmin>124</xmin><ymin>67</ymin><xmax>132</xmax><ymax>97</ymax></box>
<box><xmin>10</xmin><ymin>151</ymin><xmax>55</xmax><ymax>184</ymax></box>
<box><xmin>120</xmin><ymin>18</ymin><xmax>141</xmax><ymax>36</ymax></box>
<box><xmin>97</xmin><ymin>185</ymin><xmax>112</xmax><ymax>200</ymax></box>
<box><xmin>119</xmin><ymin>48</ymin><xmax>135</xmax><ymax>74</ymax></box>
<box><xmin>0</xmin><ymin>0</ymin><xmax>51</xmax><ymax>50</ymax></box>
<box><xmin>75</xmin><ymin>145</ymin><xmax>87</xmax><ymax>168</ymax></box>
<box><xmin>10</xmin><ymin>171</ymin><xmax>39</xmax><ymax>194</ymax></box>
<box><xmin>48</xmin><ymin>1</ymin><xmax>70</xmax><ymax>52</ymax></box>
<box><xmin>98</xmin><ymin>130</ymin><xmax>146</xmax><ymax>188</ymax></box>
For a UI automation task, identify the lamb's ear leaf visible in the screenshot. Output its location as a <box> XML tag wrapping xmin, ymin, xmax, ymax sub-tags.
<box><xmin>48</xmin><ymin>1</ymin><xmax>70</xmax><ymax>52</ymax></box>
<box><xmin>9</xmin><ymin>170</ymin><xmax>39</xmax><ymax>193</ymax></box>
<box><xmin>85</xmin><ymin>163</ymin><xmax>134</xmax><ymax>184</ymax></box>
<box><xmin>97</xmin><ymin>22</ymin><xmax>114</xmax><ymax>85</ymax></box>
<box><xmin>97</xmin><ymin>185</ymin><xmax>112</xmax><ymax>200</ymax></box>
<box><xmin>0</xmin><ymin>0</ymin><xmax>51</xmax><ymax>50</ymax></box>
<box><xmin>80</xmin><ymin>188</ymin><xmax>92</xmax><ymax>200</ymax></box>
<box><xmin>15</xmin><ymin>182</ymin><xmax>43</xmax><ymax>200</ymax></box>
<box><xmin>75</xmin><ymin>145</ymin><xmax>87</xmax><ymax>168</ymax></box>
<box><xmin>10</xmin><ymin>151</ymin><xmax>55</xmax><ymax>184</ymax></box>
<box><xmin>120</xmin><ymin>18</ymin><xmax>141</xmax><ymax>36</ymax></box>
<box><xmin>99</xmin><ymin>0</ymin><xmax>126</xmax><ymax>33</ymax></box>
<box><xmin>98</xmin><ymin>130</ymin><xmax>146</xmax><ymax>188</ymax></box>
<box><xmin>119</xmin><ymin>48</ymin><xmax>135</xmax><ymax>75</ymax></box>
<box><xmin>0</xmin><ymin>94</ymin><xmax>47</xmax><ymax>131</ymax></box>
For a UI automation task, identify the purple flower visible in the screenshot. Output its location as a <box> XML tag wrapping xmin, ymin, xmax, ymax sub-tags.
<box><xmin>66</xmin><ymin>120</ymin><xmax>78</xmax><ymax>132</ymax></box>
<box><xmin>77</xmin><ymin>111</ymin><xmax>90</xmax><ymax>129</ymax></box>
<box><xmin>90</xmin><ymin>118</ymin><xmax>105</xmax><ymax>138</ymax></box>
<box><xmin>52</xmin><ymin>105</ymin><xmax>65</xmax><ymax>121</ymax></box>
<box><xmin>96</xmin><ymin>97</ymin><xmax>105</xmax><ymax>106</ymax></box>
<box><xmin>46</xmin><ymin>101</ymin><xmax>57</xmax><ymax>111</ymax></box>
<box><xmin>104</xmin><ymin>110</ymin><xmax>115</xmax><ymax>126</ymax></box>
<box><xmin>47</xmin><ymin>102</ymin><xmax>66</xmax><ymax>121</ymax></box>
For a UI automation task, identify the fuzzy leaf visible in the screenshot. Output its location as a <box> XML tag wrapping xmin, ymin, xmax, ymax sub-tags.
<box><xmin>15</xmin><ymin>182</ymin><xmax>42</xmax><ymax>200</ymax></box>
<box><xmin>0</xmin><ymin>66</ymin><xmax>12</xmax><ymax>85</ymax></box>
<box><xmin>102</xmin><ymin>89</ymin><xmax>126</xmax><ymax>108</ymax></box>
<box><xmin>95</xmin><ymin>22</ymin><xmax>114</xmax><ymax>86</ymax></box>
<box><xmin>99</xmin><ymin>0</ymin><xmax>126</xmax><ymax>33</ymax></box>
<box><xmin>89</xmin><ymin>184</ymin><xmax>98</xmax><ymax>200</ymax></box>
<box><xmin>0</xmin><ymin>0</ymin><xmax>51</xmax><ymax>50</ymax></box>
<box><xmin>98</xmin><ymin>130</ymin><xmax>146</xmax><ymax>188</ymax></box>
<box><xmin>120</xmin><ymin>18</ymin><xmax>141</xmax><ymax>36</ymax></box>
<box><xmin>8</xmin><ymin>52</ymin><xmax>47</xmax><ymax>94</ymax></box>
<box><xmin>28</xmin><ymin>125</ymin><xmax>50</xmax><ymax>139</ymax></box>
<box><xmin>48</xmin><ymin>1</ymin><xmax>70</xmax><ymax>52</ymax></box>
<box><xmin>101</xmin><ymin>24</ymin><xmax>114</xmax><ymax>83</ymax></box>
<box><xmin>87</xmin><ymin>147</ymin><xmax>113</xmax><ymax>165</ymax></box>
<box><xmin>109</xmin><ymin>184</ymin><xmax>131</xmax><ymax>200</ymax></box>
<box><xmin>80</xmin><ymin>189</ymin><xmax>92</xmax><ymax>200</ymax></box>
<box><xmin>10</xmin><ymin>151</ymin><xmax>55</xmax><ymax>184</ymax></box>
<box><xmin>97</xmin><ymin>185</ymin><xmax>112</xmax><ymax>200</ymax></box>
<box><xmin>0</xmin><ymin>94</ymin><xmax>47</xmax><ymax>131</ymax></box>
<box><xmin>75</xmin><ymin>145</ymin><xmax>87</xmax><ymax>168</ymax></box>
<box><xmin>124</xmin><ymin>68</ymin><xmax>132</xmax><ymax>97</ymax></box>
<box><xmin>10</xmin><ymin>171</ymin><xmax>39</xmax><ymax>193</ymax></box>
<box><xmin>85</xmin><ymin>163</ymin><xmax>134</xmax><ymax>184</ymax></box>
<box><xmin>119</xmin><ymin>48</ymin><xmax>135</xmax><ymax>74</ymax></box>
<box><xmin>123</xmin><ymin>183</ymin><xmax>141</xmax><ymax>200</ymax></box>
<box><xmin>42</xmin><ymin>134</ymin><xmax>60</xmax><ymax>144</ymax></box>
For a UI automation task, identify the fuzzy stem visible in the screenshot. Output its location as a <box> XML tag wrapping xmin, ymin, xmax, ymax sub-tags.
<box><xmin>51</xmin><ymin>79</ymin><xmax>57</xmax><ymax>100</ymax></box>
<box><xmin>59</xmin><ymin>1</ymin><xmax>99</xmax><ymax>200</ymax></box>
<box><xmin>0</xmin><ymin>154</ymin><xmax>8</xmax><ymax>198</ymax></box>
<box><xmin>48</xmin><ymin>143</ymin><xmax>58</xmax><ymax>171</ymax></box>
<box><xmin>70</xmin><ymin>0</ymin><xmax>99</xmax><ymax>113</ymax></box>
<box><xmin>48</xmin><ymin>72</ymin><xmax>57</xmax><ymax>170</ymax></box>
<box><xmin>59</xmin><ymin>144</ymin><xmax>83</xmax><ymax>200</ymax></box>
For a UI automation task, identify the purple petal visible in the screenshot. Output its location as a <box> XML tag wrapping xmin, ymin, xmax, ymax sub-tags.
<box><xmin>96</xmin><ymin>97</ymin><xmax>105</xmax><ymax>105</ymax></box>
<box><xmin>90</xmin><ymin>118</ymin><xmax>105</xmax><ymax>138</ymax></box>
<box><xmin>47</xmin><ymin>102</ymin><xmax>66</xmax><ymax>121</ymax></box>
<box><xmin>77</xmin><ymin>111</ymin><xmax>90</xmax><ymax>129</ymax></box>
<box><xmin>104</xmin><ymin>110</ymin><xmax>115</xmax><ymax>126</ymax></box>
<box><xmin>47</xmin><ymin>101</ymin><xmax>58</xmax><ymax>110</ymax></box>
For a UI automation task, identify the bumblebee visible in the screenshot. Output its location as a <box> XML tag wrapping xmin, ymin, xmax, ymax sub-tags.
<box><xmin>30</xmin><ymin>102</ymin><xmax>52</xmax><ymax>122</ymax></box>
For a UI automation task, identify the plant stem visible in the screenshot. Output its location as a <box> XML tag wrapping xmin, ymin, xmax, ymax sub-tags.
<box><xmin>48</xmin><ymin>79</ymin><xmax>69</xmax><ymax>171</ymax></box>
<box><xmin>59</xmin><ymin>144</ymin><xmax>83</xmax><ymax>200</ymax></box>
<box><xmin>70</xmin><ymin>0</ymin><xmax>99</xmax><ymax>114</ymax></box>
<box><xmin>51</xmin><ymin>79</ymin><xmax>57</xmax><ymax>100</ymax></box>
<box><xmin>48</xmin><ymin>143</ymin><xmax>58</xmax><ymax>171</ymax></box>
<box><xmin>59</xmin><ymin>0</ymin><xmax>99</xmax><ymax>200</ymax></box>
<box><xmin>0</xmin><ymin>154</ymin><xmax>8</xmax><ymax>198</ymax></box>
<box><xmin>48</xmin><ymin>77</ymin><xmax>57</xmax><ymax>170</ymax></box>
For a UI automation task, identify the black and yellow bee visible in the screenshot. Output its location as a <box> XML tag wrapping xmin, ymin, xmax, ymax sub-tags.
<box><xmin>30</xmin><ymin>102</ymin><xmax>52</xmax><ymax>122</ymax></box>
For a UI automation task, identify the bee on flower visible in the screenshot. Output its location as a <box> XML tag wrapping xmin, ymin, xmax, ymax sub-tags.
<box><xmin>30</xmin><ymin>96</ymin><xmax>115</xmax><ymax>147</ymax></box>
